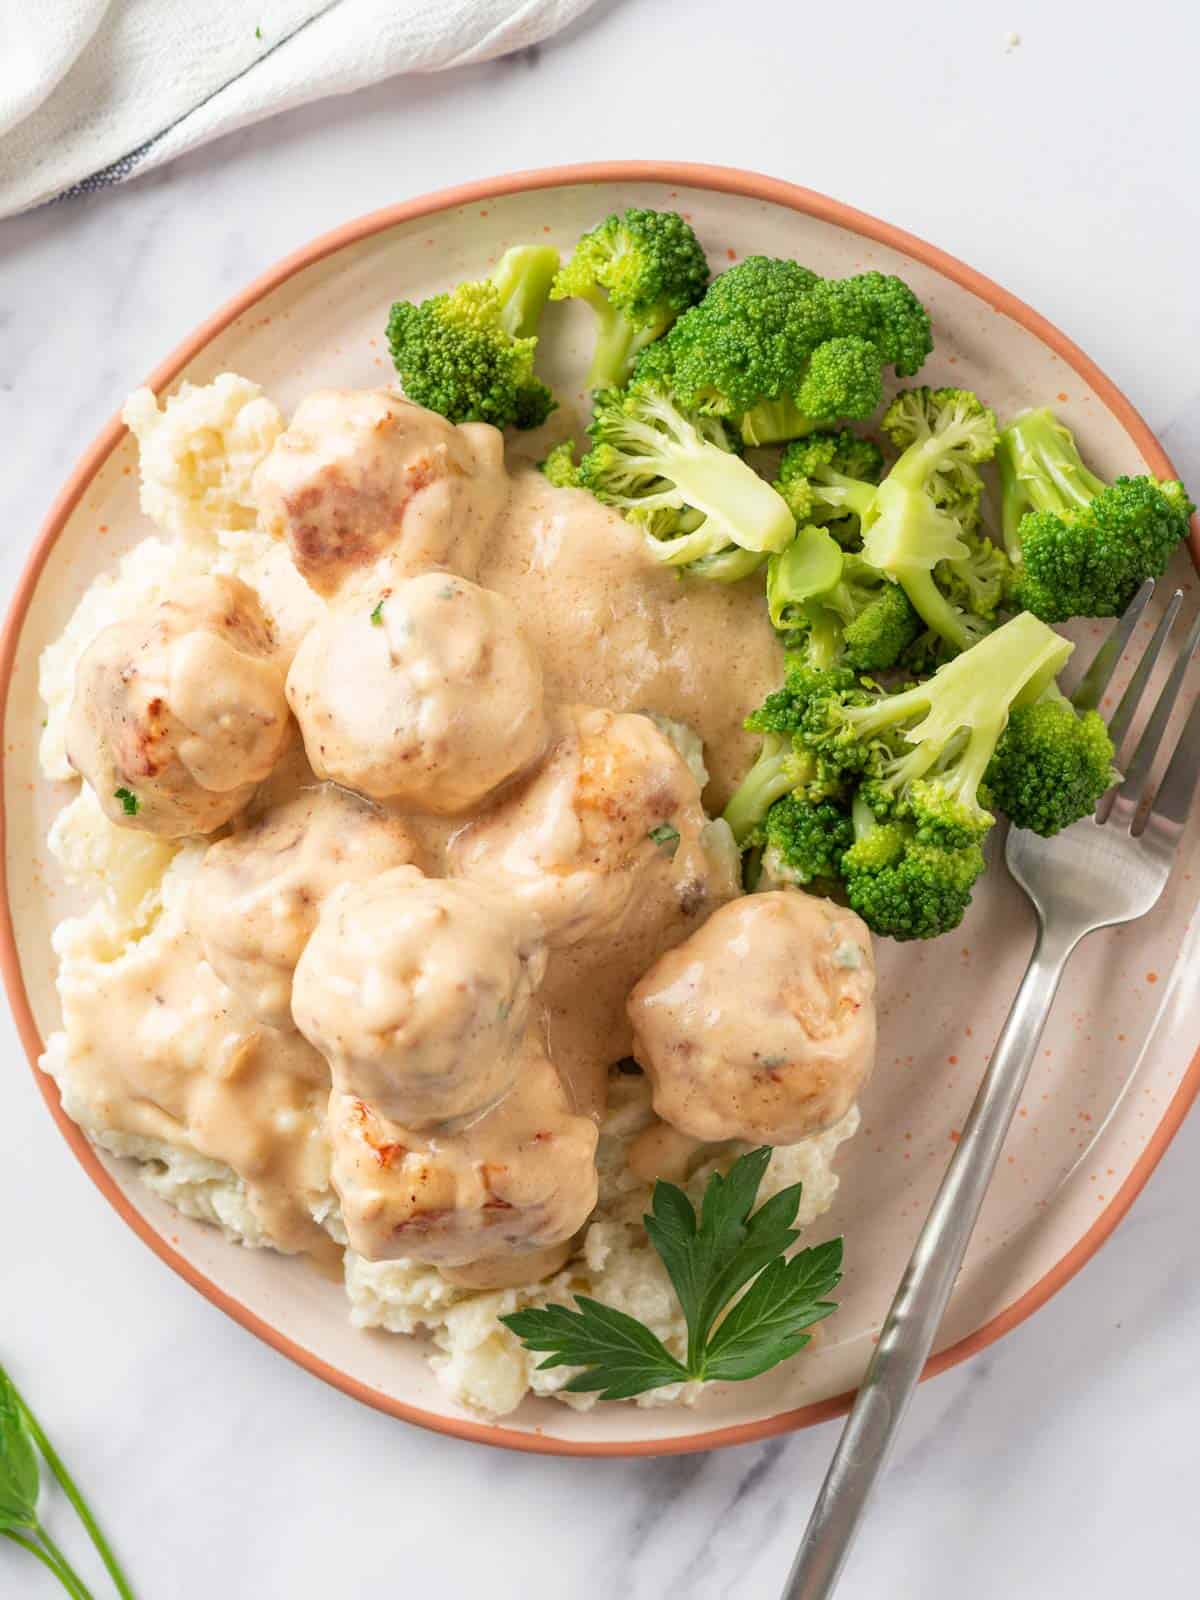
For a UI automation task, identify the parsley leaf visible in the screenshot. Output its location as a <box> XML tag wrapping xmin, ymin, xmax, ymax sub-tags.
<box><xmin>500</xmin><ymin>1148</ymin><xmax>842</xmax><ymax>1399</ymax></box>
<box><xmin>113</xmin><ymin>787</ymin><xmax>139</xmax><ymax>816</ymax></box>
<box><xmin>0</xmin><ymin>1362</ymin><xmax>136</xmax><ymax>1596</ymax></box>
<box><xmin>647</xmin><ymin>822</ymin><xmax>681</xmax><ymax>856</ymax></box>
<box><xmin>0</xmin><ymin>1375</ymin><xmax>38</xmax><ymax>1534</ymax></box>
<box><xmin>369</xmin><ymin>600</ymin><xmax>384</xmax><ymax>626</ymax></box>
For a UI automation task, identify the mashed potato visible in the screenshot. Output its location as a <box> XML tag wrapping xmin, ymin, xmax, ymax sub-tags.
<box><xmin>123</xmin><ymin>374</ymin><xmax>283</xmax><ymax>542</ymax></box>
<box><xmin>39</xmin><ymin>372</ymin><xmax>858</xmax><ymax>1419</ymax></box>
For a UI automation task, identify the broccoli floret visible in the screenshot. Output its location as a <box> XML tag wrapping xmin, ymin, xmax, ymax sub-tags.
<box><xmin>938</xmin><ymin>534</ymin><xmax>1011</xmax><ymax>622</ymax></box>
<box><xmin>775</xmin><ymin>430</ymin><xmax>884</xmax><ymax>531</ymax></box>
<box><xmin>721</xmin><ymin>664</ymin><xmax>858</xmax><ymax>843</ymax></box>
<box><xmin>766</xmin><ymin>526</ymin><xmax>920</xmax><ymax>672</ymax></box>
<box><xmin>808</xmin><ymin>611</ymin><xmax>1073</xmax><ymax>847</ymax></box>
<box><xmin>387</xmin><ymin>244</ymin><xmax>559</xmax><ymax>429</ymax></box>
<box><xmin>577</xmin><ymin>383</ymin><xmax>794</xmax><ymax>577</ymax></box>
<box><xmin>852</xmin><ymin>388</ymin><xmax>1000</xmax><ymax>654</ymax></box>
<box><xmin>997</xmin><ymin>408</ymin><xmax>1195</xmax><ymax>621</ymax></box>
<box><xmin>550</xmin><ymin>209</ymin><xmax>709</xmax><ymax>390</ymax></box>
<box><xmin>986</xmin><ymin>690</ymin><xmax>1117</xmax><ymax>836</ymax></box>
<box><xmin>641</xmin><ymin>258</ymin><xmax>932</xmax><ymax>446</ymax></box>
<box><xmin>761</xmin><ymin>793</ymin><xmax>854</xmax><ymax>888</ymax></box>
<box><xmin>540</xmin><ymin>439</ymin><xmax>581</xmax><ymax>488</ymax></box>
<box><xmin>841</xmin><ymin>794</ymin><xmax>985</xmax><ymax>941</ymax></box>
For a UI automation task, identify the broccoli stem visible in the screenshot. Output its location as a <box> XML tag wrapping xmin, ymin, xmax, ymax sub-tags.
<box><xmin>722</xmin><ymin>735</ymin><xmax>797</xmax><ymax>844</ymax></box>
<box><xmin>818</xmin><ymin>473</ymin><xmax>877</xmax><ymax>522</ymax></box>
<box><xmin>585</xmin><ymin>299</ymin><xmax>670</xmax><ymax>390</ymax></box>
<box><xmin>895</xmin><ymin>565</ymin><xmax>985</xmax><ymax>655</ymax></box>
<box><xmin>651</xmin><ymin>438</ymin><xmax>796</xmax><ymax>556</ymax></box>
<box><xmin>740</xmin><ymin>397</ymin><xmax>820</xmax><ymax>448</ymax></box>
<box><xmin>996</xmin><ymin>408</ymin><xmax>1107</xmax><ymax>555</ymax></box>
<box><xmin>491</xmin><ymin>245</ymin><xmax>560</xmax><ymax>339</ymax></box>
<box><xmin>851</xmin><ymin>789</ymin><xmax>880</xmax><ymax>843</ymax></box>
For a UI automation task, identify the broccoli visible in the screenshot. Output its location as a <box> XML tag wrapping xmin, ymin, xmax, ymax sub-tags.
<box><xmin>766</xmin><ymin>525</ymin><xmax>921</xmax><ymax>671</ymax></box>
<box><xmin>857</xmin><ymin>389</ymin><xmax>1002</xmax><ymax>653</ymax></box>
<box><xmin>639</xmin><ymin>257</ymin><xmax>932</xmax><ymax>446</ymax></box>
<box><xmin>775</xmin><ymin>392</ymin><xmax>1001</xmax><ymax>652</ymax></box>
<box><xmin>841</xmin><ymin>793</ymin><xmax>986</xmax><ymax>941</ymax></box>
<box><xmin>540</xmin><ymin>439</ymin><xmax>581</xmax><ymax>488</ymax></box>
<box><xmin>997</xmin><ymin>408</ymin><xmax>1194</xmax><ymax>622</ymax></box>
<box><xmin>775</xmin><ymin>429</ymin><xmax>885</xmax><ymax>536</ymax></box>
<box><xmin>808</xmin><ymin>611</ymin><xmax>1073</xmax><ymax>848</ymax></box>
<box><xmin>550</xmin><ymin>209</ymin><xmax>709</xmax><ymax>390</ymax></box>
<box><xmin>576</xmin><ymin>383</ymin><xmax>795</xmax><ymax>577</ymax></box>
<box><xmin>986</xmin><ymin>688</ymin><xmax>1117</xmax><ymax>835</ymax></box>
<box><xmin>761</xmin><ymin>793</ymin><xmax>854</xmax><ymax>889</ymax></box>
<box><xmin>386</xmin><ymin>244</ymin><xmax>560</xmax><ymax>429</ymax></box>
<box><xmin>721</xmin><ymin>664</ymin><xmax>858</xmax><ymax>844</ymax></box>
<box><xmin>938</xmin><ymin>535</ymin><xmax>1011</xmax><ymax>622</ymax></box>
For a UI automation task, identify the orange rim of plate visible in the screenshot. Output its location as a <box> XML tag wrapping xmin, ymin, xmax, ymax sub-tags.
<box><xmin>2</xmin><ymin>161</ymin><xmax>1197</xmax><ymax>1458</ymax></box>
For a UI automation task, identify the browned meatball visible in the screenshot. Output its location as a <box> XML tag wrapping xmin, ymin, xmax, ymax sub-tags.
<box><xmin>328</xmin><ymin>1034</ymin><xmax>598</xmax><ymax>1271</ymax></box>
<box><xmin>628</xmin><ymin>891</ymin><xmax>876</xmax><ymax>1146</ymax></box>
<box><xmin>291</xmin><ymin>866</ymin><xmax>546</xmax><ymax>1128</ymax></box>
<box><xmin>252</xmin><ymin>389</ymin><xmax>509</xmax><ymax>597</ymax></box>
<box><xmin>188</xmin><ymin>786</ymin><xmax>421</xmax><ymax>1029</ymax></box>
<box><xmin>66</xmin><ymin>575</ymin><xmax>290</xmax><ymax>838</ymax></box>
<box><xmin>285</xmin><ymin>572</ymin><xmax>548</xmax><ymax>812</ymax></box>
<box><xmin>448</xmin><ymin>705</ymin><xmax>738</xmax><ymax>948</ymax></box>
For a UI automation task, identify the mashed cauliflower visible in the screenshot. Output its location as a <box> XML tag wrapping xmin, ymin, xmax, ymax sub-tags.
<box><xmin>39</xmin><ymin>373</ymin><xmax>857</xmax><ymax>1418</ymax></box>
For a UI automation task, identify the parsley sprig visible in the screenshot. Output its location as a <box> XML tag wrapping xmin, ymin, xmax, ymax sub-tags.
<box><xmin>0</xmin><ymin>1363</ymin><xmax>134</xmax><ymax>1598</ymax></box>
<box><xmin>501</xmin><ymin>1147</ymin><xmax>843</xmax><ymax>1400</ymax></box>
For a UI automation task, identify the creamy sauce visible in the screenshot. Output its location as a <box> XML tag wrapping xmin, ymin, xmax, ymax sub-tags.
<box><xmin>59</xmin><ymin>402</ymin><xmax>798</xmax><ymax>1271</ymax></box>
<box><xmin>58</xmin><ymin>908</ymin><xmax>336</xmax><ymax>1259</ymax></box>
<box><xmin>479</xmin><ymin>473</ymin><xmax>784</xmax><ymax>808</ymax></box>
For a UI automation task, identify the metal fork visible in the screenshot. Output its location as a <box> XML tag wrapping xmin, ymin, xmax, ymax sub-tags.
<box><xmin>782</xmin><ymin>579</ymin><xmax>1200</xmax><ymax>1600</ymax></box>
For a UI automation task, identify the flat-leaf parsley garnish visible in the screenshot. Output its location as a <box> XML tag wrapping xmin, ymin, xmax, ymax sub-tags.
<box><xmin>647</xmin><ymin>822</ymin><xmax>681</xmax><ymax>856</ymax></box>
<box><xmin>500</xmin><ymin>1147</ymin><xmax>842</xmax><ymax>1400</ymax></box>
<box><xmin>113</xmin><ymin>787</ymin><xmax>139</xmax><ymax>817</ymax></box>
<box><xmin>369</xmin><ymin>600</ymin><xmax>384</xmax><ymax>626</ymax></box>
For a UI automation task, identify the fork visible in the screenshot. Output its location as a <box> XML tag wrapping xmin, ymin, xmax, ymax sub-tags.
<box><xmin>782</xmin><ymin>578</ymin><xmax>1200</xmax><ymax>1600</ymax></box>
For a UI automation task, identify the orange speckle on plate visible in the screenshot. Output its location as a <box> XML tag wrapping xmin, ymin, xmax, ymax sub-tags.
<box><xmin>1146</xmin><ymin>971</ymin><xmax>1158</xmax><ymax>983</ymax></box>
<box><xmin>542</xmin><ymin>224</ymin><xmax>552</xmax><ymax>233</ymax></box>
<box><xmin>949</xmin><ymin>1129</ymin><xmax>961</xmax><ymax>1143</ymax></box>
<box><xmin>1018</xmin><ymin>1107</ymin><xmax>1027</xmax><ymax>1117</ymax></box>
<box><xmin>965</xmin><ymin>1025</ymin><xmax>973</xmax><ymax>1037</ymax></box>
<box><xmin>479</xmin><ymin>209</ymin><xmax>489</xmax><ymax>217</ymax></box>
<box><xmin>1056</xmin><ymin>392</ymin><xmax>1068</xmax><ymax>402</ymax></box>
<box><xmin>726</xmin><ymin>248</ymin><xmax>736</xmax><ymax>260</ymax></box>
<box><xmin>947</xmin><ymin>1055</ymin><xmax>958</xmax><ymax>1065</ymax></box>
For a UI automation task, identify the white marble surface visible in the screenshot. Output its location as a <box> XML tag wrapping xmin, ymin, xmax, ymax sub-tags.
<box><xmin>2</xmin><ymin>1</ymin><xmax>1199</xmax><ymax>1594</ymax></box>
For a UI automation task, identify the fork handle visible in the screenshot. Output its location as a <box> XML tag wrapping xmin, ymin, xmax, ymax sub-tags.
<box><xmin>781</xmin><ymin>921</ymin><xmax>1079</xmax><ymax>1600</ymax></box>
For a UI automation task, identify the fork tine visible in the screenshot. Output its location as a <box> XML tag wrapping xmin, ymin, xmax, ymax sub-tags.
<box><xmin>1143</xmin><ymin>688</ymin><xmax>1200</xmax><ymax>832</ymax></box>
<box><xmin>1068</xmin><ymin>579</ymin><xmax>1156</xmax><ymax>712</ymax></box>
<box><xmin>1112</xmin><ymin>609</ymin><xmax>1200</xmax><ymax>813</ymax></box>
<box><xmin>1105</xmin><ymin>589</ymin><xmax>1184</xmax><ymax>755</ymax></box>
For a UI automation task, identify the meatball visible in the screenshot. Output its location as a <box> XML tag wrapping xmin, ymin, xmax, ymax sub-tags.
<box><xmin>448</xmin><ymin>705</ymin><xmax>734</xmax><ymax>947</ymax></box>
<box><xmin>328</xmin><ymin>1034</ymin><xmax>598</xmax><ymax>1271</ymax></box>
<box><xmin>628</xmin><ymin>891</ymin><xmax>876</xmax><ymax>1146</ymax></box>
<box><xmin>285</xmin><ymin>573</ymin><xmax>548</xmax><ymax>812</ymax></box>
<box><xmin>188</xmin><ymin>786</ymin><xmax>421</xmax><ymax>1029</ymax></box>
<box><xmin>65</xmin><ymin>575</ymin><xmax>291</xmax><ymax>838</ymax></box>
<box><xmin>291</xmin><ymin>866</ymin><xmax>546</xmax><ymax>1127</ymax></box>
<box><xmin>252</xmin><ymin>389</ymin><xmax>509</xmax><ymax>597</ymax></box>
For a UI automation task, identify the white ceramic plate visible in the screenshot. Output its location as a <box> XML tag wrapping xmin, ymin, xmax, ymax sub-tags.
<box><xmin>3</xmin><ymin>163</ymin><xmax>1198</xmax><ymax>1455</ymax></box>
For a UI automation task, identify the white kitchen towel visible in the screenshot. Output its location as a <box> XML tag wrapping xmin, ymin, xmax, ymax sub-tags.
<box><xmin>0</xmin><ymin>0</ymin><xmax>599</xmax><ymax>220</ymax></box>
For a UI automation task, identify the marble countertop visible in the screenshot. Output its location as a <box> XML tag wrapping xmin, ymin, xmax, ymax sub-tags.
<box><xmin>2</xmin><ymin>1</ymin><xmax>1198</xmax><ymax>1594</ymax></box>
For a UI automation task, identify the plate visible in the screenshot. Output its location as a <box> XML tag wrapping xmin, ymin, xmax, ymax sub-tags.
<box><xmin>3</xmin><ymin>162</ymin><xmax>1198</xmax><ymax>1456</ymax></box>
